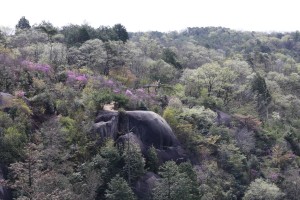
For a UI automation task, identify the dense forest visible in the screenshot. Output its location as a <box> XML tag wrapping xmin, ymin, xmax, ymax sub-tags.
<box><xmin>0</xmin><ymin>16</ymin><xmax>300</xmax><ymax>200</ymax></box>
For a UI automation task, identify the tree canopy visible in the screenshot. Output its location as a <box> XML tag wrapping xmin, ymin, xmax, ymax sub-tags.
<box><xmin>16</xmin><ymin>16</ymin><xmax>31</xmax><ymax>29</ymax></box>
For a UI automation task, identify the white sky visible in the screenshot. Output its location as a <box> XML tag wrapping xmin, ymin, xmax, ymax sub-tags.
<box><xmin>1</xmin><ymin>0</ymin><xmax>300</xmax><ymax>32</ymax></box>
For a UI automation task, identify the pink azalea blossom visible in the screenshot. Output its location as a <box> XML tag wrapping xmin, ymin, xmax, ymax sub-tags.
<box><xmin>107</xmin><ymin>80</ymin><xmax>114</xmax><ymax>85</ymax></box>
<box><xmin>125</xmin><ymin>89</ymin><xmax>133</xmax><ymax>96</ymax></box>
<box><xmin>136</xmin><ymin>88</ymin><xmax>145</xmax><ymax>93</ymax></box>
<box><xmin>268</xmin><ymin>172</ymin><xmax>279</xmax><ymax>182</ymax></box>
<box><xmin>68</xmin><ymin>74</ymin><xmax>76</xmax><ymax>80</ymax></box>
<box><xmin>66</xmin><ymin>71</ymin><xmax>88</xmax><ymax>84</ymax></box>
<box><xmin>15</xmin><ymin>91</ymin><xmax>25</xmax><ymax>97</ymax></box>
<box><xmin>22</xmin><ymin>61</ymin><xmax>52</xmax><ymax>74</ymax></box>
<box><xmin>76</xmin><ymin>75</ymin><xmax>88</xmax><ymax>83</ymax></box>
<box><xmin>113</xmin><ymin>89</ymin><xmax>121</xmax><ymax>93</ymax></box>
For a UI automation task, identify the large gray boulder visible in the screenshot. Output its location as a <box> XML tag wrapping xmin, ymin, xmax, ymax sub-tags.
<box><xmin>215</xmin><ymin>110</ymin><xmax>232</xmax><ymax>127</ymax></box>
<box><xmin>125</xmin><ymin>111</ymin><xmax>179</xmax><ymax>149</ymax></box>
<box><xmin>0</xmin><ymin>92</ymin><xmax>14</xmax><ymax>109</ymax></box>
<box><xmin>93</xmin><ymin>110</ymin><xmax>185</xmax><ymax>163</ymax></box>
<box><xmin>0</xmin><ymin>92</ymin><xmax>30</xmax><ymax>115</ymax></box>
<box><xmin>93</xmin><ymin>110</ymin><xmax>179</xmax><ymax>149</ymax></box>
<box><xmin>92</xmin><ymin>111</ymin><xmax>119</xmax><ymax>143</ymax></box>
<box><xmin>116</xmin><ymin>132</ymin><xmax>146</xmax><ymax>153</ymax></box>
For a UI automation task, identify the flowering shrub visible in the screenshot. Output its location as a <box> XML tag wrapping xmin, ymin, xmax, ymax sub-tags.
<box><xmin>125</xmin><ymin>89</ymin><xmax>133</xmax><ymax>96</ymax></box>
<box><xmin>76</xmin><ymin>75</ymin><xmax>88</xmax><ymax>82</ymax></box>
<box><xmin>86</xmin><ymin>75</ymin><xmax>158</xmax><ymax>110</ymax></box>
<box><xmin>22</xmin><ymin>61</ymin><xmax>51</xmax><ymax>74</ymax></box>
<box><xmin>14</xmin><ymin>91</ymin><xmax>25</xmax><ymax>98</ymax></box>
<box><xmin>66</xmin><ymin>71</ymin><xmax>88</xmax><ymax>84</ymax></box>
<box><xmin>125</xmin><ymin>88</ymin><xmax>158</xmax><ymax>110</ymax></box>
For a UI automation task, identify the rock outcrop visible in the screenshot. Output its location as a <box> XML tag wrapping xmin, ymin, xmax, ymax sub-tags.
<box><xmin>116</xmin><ymin>132</ymin><xmax>146</xmax><ymax>153</ymax></box>
<box><xmin>134</xmin><ymin>172</ymin><xmax>159</xmax><ymax>200</ymax></box>
<box><xmin>0</xmin><ymin>92</ymin><xmax>14</xmax><ymax>109</ymax></box>
<box><xmin>92</xmin><ymin>111</ymin><xmax>119</xmax><ymax>143</ymax></box>
<box><xmin>0</xmin><ymin>164</ymin><xmax>11</xmax><ymax>200</ymax></box>
<box><xmin>125</xmin><ymin>111</ymin><xmax>179</xmax><ymax>149</ymax></box>
<box><xmin>216</xmin><ymin>110</ymin><xmax>232</xmax><ymax>127</ymax></box>
<box><xmin>93</xmin><ymin>110</ymin><xmax>186</xmax><ymax>163</ymax></box>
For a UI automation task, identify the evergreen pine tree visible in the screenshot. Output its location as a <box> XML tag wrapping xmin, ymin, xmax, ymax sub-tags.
<box><xmin>16</xmin><ymin>16</ymin><xmax>31</xmax><ymax>29</ymax></box>
<box><xmin>122</xmin><ymin>140</ymin><xmax>145</xmax><ymax>185</ymax></box>
<box><xmin>146</xmin><ymin>145</ymin><xmax>159</xmax><ymax>173</ymax></box>
<box><xmin>112</xmin><ymin>24</ymin><xmax>129</xmax><ymax>43</ymax></box>
<box><xmin>78</xmin><ymin>27</ymin><xmax>90</xmax><ymax>43</ymax></box>
<box><xmin>105</xmin><ymin>175</ymin><xmax>136</xmax><ymax>200</ymax></box>
<box><xmin>153</xmin><ymin>161</ymin><xmax>200</xmax><ymax>200</ymax></box>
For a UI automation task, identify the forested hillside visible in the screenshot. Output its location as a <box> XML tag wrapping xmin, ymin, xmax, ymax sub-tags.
<box><xmin>0</xmin><ymin>17</ymin><xmax>299</xmax><ymax>200</ymax></box>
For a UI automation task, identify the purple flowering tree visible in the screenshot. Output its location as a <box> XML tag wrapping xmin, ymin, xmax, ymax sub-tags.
<box><xmin>66</xmin><ymin>70</ymin><xmax>88</xmax><ymax>87</ymax></box>
<box><xmin>22</xmin><ymin>60</ymin><xmax>52</xmax><ymax>74</ymax></box>
<box><xmin>87</xmin><ymin>75</ymin><xmax>159</xmax><ymax>109</ymax></box>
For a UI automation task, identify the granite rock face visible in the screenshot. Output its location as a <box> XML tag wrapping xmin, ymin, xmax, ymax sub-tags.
<box><xmin>92</xmin><ymin>111</ymin><xmax>119</xmax><ymax>143</ymax></box>
<box><xmin>93</xmin><ymin>110</ymin><xmax>185</xmax><ymax>163</ymax></box>
<box><xmin>216</xmin><ymin>110</ymin><xmax>232</xmax><ymax>127</ymax></box>
<box><xmin>116</xmin><ymin>132</ymin><xmax>146</xmax><ymax>153</ymax></box>
<box><xmin>0</xmin><ymin>92</ymin><xmax>14</xmax><ymax>109</ymax></box>
<box><xmin>93</xmin><ymin>110</ymin><xmax>179</xmax><ymax>148</ymax></box>
<box><xmin>125</xmin><ymin>111</ymin><xmax>179</xmax><ymax>149</ymax></box>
